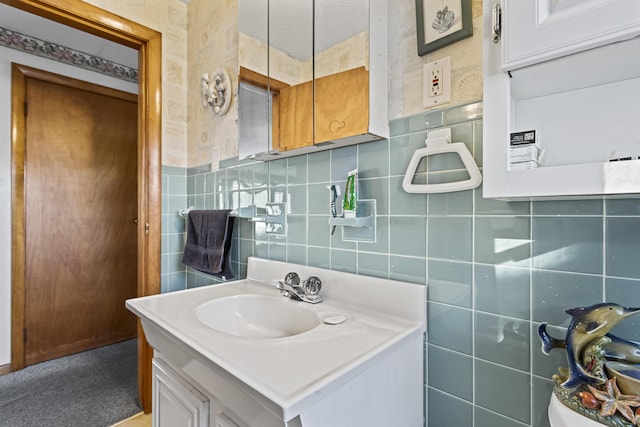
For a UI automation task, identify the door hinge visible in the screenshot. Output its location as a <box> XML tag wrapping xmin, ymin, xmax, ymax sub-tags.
<box><xmin>492</xmin><ymin>3</ymin><xmax>502</xmax><ymax>43</ymax></box>
<box><xmin>23</xmin><ymin>328</ymin><xmax>27</xmax><ymax>342</ymax></box>
<box><xmin>145</xmin><ymin>222</ymin><xmax>149</xmax><ymax>234</ymax></box>
<box><xmin>24</xmin><ymin>100</ymin><xmax>28</xmax><ymax>116</ymax></box>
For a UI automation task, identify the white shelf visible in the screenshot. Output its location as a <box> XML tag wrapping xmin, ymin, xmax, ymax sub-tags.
<box><xmin>501</xmin><ymin>161</ymin><xmax>640</xmax><ymax>199</ymax></box>
<box><xmin>328</xmin><ymin>216</ymin><xmax>373</xmax><ymax>229</ymax></box>
<box><xmin>328</xmin><ymin>199</ymin><xmax>376</xmax><ymax>242</ymax></box>
<box><xmin>482</xmin><ymin>1</ymin><xmax>640</xmax><ymax>199</ymax></box>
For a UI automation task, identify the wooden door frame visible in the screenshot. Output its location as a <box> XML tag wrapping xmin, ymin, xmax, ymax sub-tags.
<box><xmin>5</xmin><ymin>0</ymin><xmax>161</xmax><ymax>413</ymax></box>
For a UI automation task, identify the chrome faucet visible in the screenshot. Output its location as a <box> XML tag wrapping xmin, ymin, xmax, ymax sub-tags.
<box><xmin>276</xmin><ymin>272</ymin><xmax>322</xmax><ymax>304</ymax></box>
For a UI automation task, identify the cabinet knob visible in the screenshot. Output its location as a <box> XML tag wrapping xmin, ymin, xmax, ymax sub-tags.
<box><xmin>492</xmin><ymin>3</ymin><xmax>502</xmax><ymax>43</ymax></box>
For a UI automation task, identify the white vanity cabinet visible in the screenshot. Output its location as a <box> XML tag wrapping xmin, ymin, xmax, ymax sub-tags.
<box><xmin>149</xmin><ymin>336</ymin><xmax>421</xmax><ymax>427</ymax></box>
<box><xmin>501</xmin><ymin>0</ymin><xmax>640</xmax><ymax>70</ymax></box>
<box><xmin>152</xmin><ymin>358</ymin><xmax>210</xmax><ymax>427</ymax></box>
<box><xmin>483</xmin><ymin>0</ymin><xmax>640</xmax><ymax>198</ymax></box>
<box><xmin>152</xmin><ymin>353</ymin><xmax>281</xmax><ymax>427</ymax></box>
<box><xmin>127</xmin><ymin>257</ymin><xmax>426</xmax><ymax>427</ymax></box>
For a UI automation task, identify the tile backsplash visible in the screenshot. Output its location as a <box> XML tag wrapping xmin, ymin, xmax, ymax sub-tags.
<box><xmin>161</xmin><ymin>102</ymin><xmax>640</xmax><ymax>427</ymax></box>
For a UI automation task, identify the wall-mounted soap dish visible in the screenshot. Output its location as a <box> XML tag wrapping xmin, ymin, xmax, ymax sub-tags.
<box><xmin>328</xmin><ymin>199</ymin><xmax>376</xmax><ymax>243</ymax></box>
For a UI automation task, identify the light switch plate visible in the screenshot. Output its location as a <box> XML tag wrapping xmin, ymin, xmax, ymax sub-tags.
<box><xmin>423</xmin><ymin>56</ymin><xmax>451</xmax><ymax>107</ymax></box>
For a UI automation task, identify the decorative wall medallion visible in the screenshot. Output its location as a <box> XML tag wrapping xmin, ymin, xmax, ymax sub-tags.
<box><xmin>201</xmin><ymin>68</ymin><xmax>232</xmax><ymax>116</ymax></box>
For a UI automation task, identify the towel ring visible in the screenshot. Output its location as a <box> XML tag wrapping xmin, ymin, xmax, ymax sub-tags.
<box><xmin>402</xmin><ymin>128</ymin><xmax>482</xmax><ymax>194</ymax></box>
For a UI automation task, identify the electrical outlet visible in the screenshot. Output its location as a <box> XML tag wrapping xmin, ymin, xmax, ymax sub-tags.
<box><xmin>424</xmin><ymin>56</ymin><xmax>451</xmax><ymax>107</ymax></box>
<box><xmin>430</xmin><ymin>66</ymin><xmax>443</xmax><ymax>97</ymax></box>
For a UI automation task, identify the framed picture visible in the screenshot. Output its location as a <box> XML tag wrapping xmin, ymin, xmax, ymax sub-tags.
<box><xmin>415</xmin><ymin>0</ymin><xmax>473</xmax><ymax>56</ymax></box>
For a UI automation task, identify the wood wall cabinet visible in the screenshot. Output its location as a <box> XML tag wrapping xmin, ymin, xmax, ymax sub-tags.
<box><xmin>277</xmin><ymin>80</ymin><xmax>313</xmax><ymax>152</ymax></box>
<box><xmin>277</xmin><ymin>66</ymin><xmax>370</xmax><ymax>150</ymax></box>
<box><xmin>315</xmin><ymin>66</ymin><xmax>369</xmax><ymax>144</ymax></box>
<box><xmin>483</xmin><ymin>0</ymin><xmax>640</xmax><ymax>198</ymax></box>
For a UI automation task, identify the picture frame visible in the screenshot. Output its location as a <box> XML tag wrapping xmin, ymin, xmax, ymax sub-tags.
<box><xmin>415</xmin><ymin>0</ymin><xmax>473</xmax><ymax>56</ymax></box>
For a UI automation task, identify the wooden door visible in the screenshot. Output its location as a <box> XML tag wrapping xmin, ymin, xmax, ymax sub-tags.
<box><xmin>8</xmin><ymin>1</ymin><xmax>161</xmax><ymax>412</ymax></box>
<box><xmin>502</xmin><ymin>0</ymin><xmax>640</xmax><ymax>69</ymax></box>
<box><xmin>23</xmin><ymin>75</ymin><xmax>138</xmax><ymax>366</ymax></box>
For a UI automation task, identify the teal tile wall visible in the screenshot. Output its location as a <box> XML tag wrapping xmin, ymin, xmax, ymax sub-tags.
<box><xmin>162</xmin><ymin>101</ymin><xmax>640</xmax><ymax>427</ymax></box>
<box><xmin>161</xmin><ymin>166</ymin><xmax>187</xmax><ymax>293</ymax></box>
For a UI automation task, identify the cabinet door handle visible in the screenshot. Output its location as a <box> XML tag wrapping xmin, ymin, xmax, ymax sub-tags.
<box><xmin>492</xmin><ymin>3</ymin><xmax>502</xmax><ymax>43</ymax></box>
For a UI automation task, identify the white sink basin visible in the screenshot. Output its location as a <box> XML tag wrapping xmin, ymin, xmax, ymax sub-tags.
<box><xmin>195</xmin><ymin>294</ymin><xmax>321</xmax><ymax>338</ymax></box>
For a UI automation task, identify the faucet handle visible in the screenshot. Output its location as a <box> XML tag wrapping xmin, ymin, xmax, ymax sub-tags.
<box><xmin>304</xmin><ymin>276</ymin><xmax>322</xmax><ymax>296</ymax></box>
<box><xmin>284</xmin><ymin>272</ymin><xmax>300</xmax><ymax>288</ymax></box>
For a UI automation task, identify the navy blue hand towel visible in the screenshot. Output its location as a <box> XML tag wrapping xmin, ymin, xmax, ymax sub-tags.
<box><xmin>182</xmin><ymin>210</ymin><xmax>235</xmax><ymax>279</ymax></box>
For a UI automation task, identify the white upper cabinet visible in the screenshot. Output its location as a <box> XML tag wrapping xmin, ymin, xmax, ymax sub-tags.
<box><xmin>502</xmin><ymin>0</ymin><xmax>640</xmax><ymax>70</ymax></box>
<box><xmin>483</xmin><ymin>0</ymin><xmax>640</xmax><ymax>198</ymax></box>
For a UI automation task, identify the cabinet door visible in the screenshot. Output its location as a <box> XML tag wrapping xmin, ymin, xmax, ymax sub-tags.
<box><xmin>278</xmin><ymin>80</ymin><xmax>313</xmax><ymax>151</ymax></box>
<box><xmin>153</xmin><ymin>358</ymin><xmax>210</xmax><ymax>427</ymax></box>
<box><xmin>502</xmin><ymin>0</ymin><xmax>640</xmax><ymax>70</ymax></box>
<box><xmin>269</xmin><ymin>0</ymin><xmax>313</xmax><ymax>151</ymax></box>
<box><xmin>238</xmin><ymin>0</ymin><xmax>270</xmax><ymax>159</ymax></box>
<box><xmin>314</xmin><ymin>0</ymin><xmax>371</xmax><ymax>144</ymax></box>
<box><xmin>215</xmin><ymin>413</ymin><xmax>239</xmax><ymax>427</ymax></box>
<box><xmin>315</xmin><ymin>67</ymin><xmax>369</xmax><ymax>144</ymax></box>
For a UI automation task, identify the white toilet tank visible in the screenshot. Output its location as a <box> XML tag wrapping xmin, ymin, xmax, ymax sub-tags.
<box><xmin>549</xmin><ymin>393</ymin><xmax>606</xmax><ymax>427</ymax></box>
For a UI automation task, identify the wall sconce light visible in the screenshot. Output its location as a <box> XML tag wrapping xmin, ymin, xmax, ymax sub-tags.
<box><xmin>201</xmin><ymin>68</ymin><xmax>232</xmax><ymax>116</ymax></box>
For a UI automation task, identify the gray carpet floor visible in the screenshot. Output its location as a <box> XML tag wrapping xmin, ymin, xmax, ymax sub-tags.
<box><xmin>0</xmin><ymin>339</ymin><xmax>141</xmax><ymax>427</ymax></box>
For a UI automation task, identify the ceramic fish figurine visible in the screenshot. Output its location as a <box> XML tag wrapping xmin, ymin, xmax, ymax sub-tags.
<box><xmin>602</xmin><ymin>335</ymin><xmax>640</xmax><ymax>363</ymax></box>
<box><xmin>538</xmin><ymin>303</ymin><xmax>640</xmax><ymax>389</ymax></box>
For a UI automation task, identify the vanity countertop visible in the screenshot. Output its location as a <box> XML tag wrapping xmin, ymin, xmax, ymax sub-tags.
<box><xmin>126</xmin><ymin>257</ymin><xmax>426</xmax><ymax>421</ymax></box>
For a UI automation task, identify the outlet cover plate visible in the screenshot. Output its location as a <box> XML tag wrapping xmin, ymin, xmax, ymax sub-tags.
<box><xmin>423</xmin><ymin>56</ymin><xmax>451</xmax><ymax>108</ymax></box>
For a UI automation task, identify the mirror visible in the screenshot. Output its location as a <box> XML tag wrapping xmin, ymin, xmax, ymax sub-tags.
<box><xmin>238</xmin><ymin>0</ymin><xmax>270</xmax><ymax>159</ymax></box>
<box><xmin>314</xmin><ymin>0</ymin><xmax>369</xmax><ymax>79</ymax></box>
<box><xmin>237</xmin><ymin>0</ymin><xmax>370</xmax><ymax>160</ymax></box>
<box><xmin>314</xmin><ymin>0</ymin><xmax>369</xmax><ymax>144</ymax></box>
<box><xmin>269</xmin><ymin>0</ymin><xmax>314</xmax><ymax>152</ymax></box>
